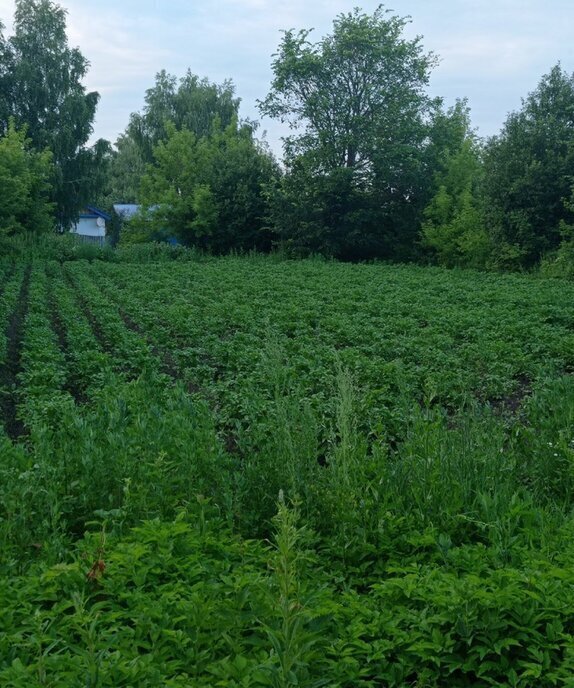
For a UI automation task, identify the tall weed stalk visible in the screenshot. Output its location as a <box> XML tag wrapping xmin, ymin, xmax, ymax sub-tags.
<box><xmin>260</xmin><ymin>497</ymin><xmax>326</xmax><ymax>687</ymax></box>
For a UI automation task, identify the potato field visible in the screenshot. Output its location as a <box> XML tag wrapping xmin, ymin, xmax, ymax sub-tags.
<box><xmin>2</xmin><ymin>255</ymin><xmax>574</xmax><ymax>686</ymax></box>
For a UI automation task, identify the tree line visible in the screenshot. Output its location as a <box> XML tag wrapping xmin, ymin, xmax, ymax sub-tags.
<box><xmin>1</xmin><ymin>0</ymin><xmax>574</xmax><ymax>275</ymax></box>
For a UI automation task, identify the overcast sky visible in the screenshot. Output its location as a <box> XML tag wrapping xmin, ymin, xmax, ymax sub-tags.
<box><xmin>1</xmin><ymin>0</ymin><xmax>572</xmax><ymax>155</ymax></box>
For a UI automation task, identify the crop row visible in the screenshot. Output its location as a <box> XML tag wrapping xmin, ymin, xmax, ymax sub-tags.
<box><xmin>3</xmin><ymin>257</ymin><xmax>574</xmax><ymax>476</ymax></box>
<box><xmin>0</xmin><ymin>261</ymin><xmax>171</xmax><ymax>440</ymax></box>
<box><xmin>76</xmin><ymin>257</ymin><xmax>574</xmax><ymax>455</ymax></box>
<box><xmin>0</xmin><ymin>260</ymin><xmax>232</xmax><ymax>563</ymax></box>
<box><xmin>3</xmin><ymin>257</ymin><xmax>574</xmax><ymax>548</ymax></box>
<box><xmin>0</xmin><ymin>264</ymin><xmax>29</xmax><ymax>439</ymax></box>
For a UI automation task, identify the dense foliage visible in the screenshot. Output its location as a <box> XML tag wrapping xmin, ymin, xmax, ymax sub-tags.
<box><xmin>106</xmin><ymin>69</ymin><xmax>278</xmax><ymax>252</ymax></box>
<box><xmin>126</xmin><ymin>119</ymin><xmax>278</xmax><ymax>251</ymax></box>
<box><xmin>0</xmin><ymin>0</ymin><xmax>107</xmax><ymax>228</ymax></box>
<box><xmin>482</xmin><ymin>65</ymin><xmax>574</xmax><ymax>269</ymax></box>
<box><xmin>0</xmin><ymin>121</ymin><xmax>53</xmax><ymax>238</ymax></box>
<box><xmin>1</xmin><ymin>255</ymin><xmax>574</xmax><ymax>683</ymax></box>
<box><xmin>260</xmin><ymin>7</ymin><xmax>461</xmax><ymax>260</ymax></box>
<box><xmin>421</xmin><ymin>136</ymin><xmax>488</xmax><ymax>268</ymax></box>
<box><xmin>104</xmin><ymin>71</ymin><xmax>245</xmax><ymax>208</ymax></box>
<box><xmin>130</xmin><ymin>70</ymin><xmax>241</xmax><ymax>164</ymax></box>
<box><xmin>256</xmin><ymin>10</ymin><xmax>574</xmax><ymax>273</ymax></box>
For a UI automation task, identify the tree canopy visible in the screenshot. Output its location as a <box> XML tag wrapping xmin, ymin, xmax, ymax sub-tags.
<box><xmin>421</xmin><ymin>113</ymin><xmax>489</xmax><ymax>269</ymax></box>
<box><xmin>259</xmin><ymin>6</ymin><xmax>467</xmax><ymax>260</ymax></box>
<box><xmin>127</xmin><ymin>70</ymin><xmax>241</xmax><ymax>164</ymax></box>
<box><xmin>259</xmin><ymin>6</ymin><xmax>437</xmax><ymax>175</ymax></box>
<box><xmin>106</xmin><ymin>71</ymin><xmax>245</xmax><ymax>206</ymax></box>
<box><xmin>483</xmin><ymin>64</ymin><xmax>574</xmax><ymax>268</ymax></box>
<box><xmin>1</xmin><ymin>0</ymin><xmax>573</xmax><ymax>273</ymax></box>
<box><xmin>0</xmin><ymin>120</ymin><xmax>54</xmax><ymax>237</ymax></box>
<box><xmin>0</xmin><ymin>0</ymin><xmax>108</xmax><ymax>228</ymax></box>
<box><xmin>126</xmin><ymin>118</ymin><xmax>278</xmax><ymax>252</ymax></box>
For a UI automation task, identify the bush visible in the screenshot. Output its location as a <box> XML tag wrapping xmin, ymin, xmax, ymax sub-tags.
<box><xmin>3</xmin><ymin>513</ymin><xmax>574</xmax><ymax>686</ymax></box>
<box><xmin>539</xmin><ymin>232</ymin><xmax>574</xmax><ymax>279</ymax></box>
<box><xmin>0</xmin><ymin>233</ymin><xmax>115</xmax><ymax>262</ymax></box>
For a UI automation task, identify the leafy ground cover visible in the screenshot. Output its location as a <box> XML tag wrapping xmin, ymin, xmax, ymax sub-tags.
<box><xmin>2</xmin><ymin>255</ymin><xmax>574</xmax><ymax>685</ymax></box>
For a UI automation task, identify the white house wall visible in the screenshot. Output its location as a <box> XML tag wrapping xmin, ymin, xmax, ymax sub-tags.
<box><xmin>71</xmin><ymin>217</ymin><xmax>106</xmax><ymax>237</ymax></box>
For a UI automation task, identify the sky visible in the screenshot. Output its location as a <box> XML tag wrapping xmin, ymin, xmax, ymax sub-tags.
<box><xmin>0</xmin><ymin>0</ymin><xmax>573</xmax><ymax>156</ymax></box>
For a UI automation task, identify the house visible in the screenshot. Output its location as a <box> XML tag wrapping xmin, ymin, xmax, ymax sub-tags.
<box><xmin>70</xmin><ymin>206</ymin><xmax>111</xmax><ymax>246</ymax></box>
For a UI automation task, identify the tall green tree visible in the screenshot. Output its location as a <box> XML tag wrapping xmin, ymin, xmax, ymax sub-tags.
<box><xmin>0</xmin><ymin>120</ymin><xmax>54</xmax><ymax>237</ymax></box>
<box><xmin>106</xmin><ymin>134</ymin><xmax>147</xmax><ymax>204</ymax></box>
<box><xmin>128</xmin><ymin>119</ymin><xmax>278</xmax><ymax>252</ymax></box>
<box><xmin>483</xmin><ymin>64</ymin><xmax>574</xmax><ymax>268</ymax></box>
<box><xmin>4</xmin><ymin>0</ymin><xmax>105</xmax><ymax>228</ymax></box>
<box><xmin>128</xmin><ymin>70</ymin><xmax>241</xmax><ymax>164</ymax></box>
<box><xmin>113</xmin><ymin>70</ymin><xmax>243</xmax><ymax>205</ymax></box>
<box><xmin>260</xmin><ymin>5</ymin><xmax>445</xmax><ymax>259</ymax></box>
<box><xmin>0</xmin><ymin>22</ymin><xmax>14</xmax><ymax>133</ymax></box>
<box><xmin>421</xmin><ymin>135</ymin><xmax>490</xmax><ymax>268</ymax></box>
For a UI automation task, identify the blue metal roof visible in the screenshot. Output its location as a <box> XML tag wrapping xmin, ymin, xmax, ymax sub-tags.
<box><xmin>80</xmin><ymin>205</ymin><xmax>111</xmax><ymax>221</ymax></box>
